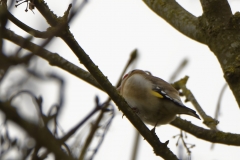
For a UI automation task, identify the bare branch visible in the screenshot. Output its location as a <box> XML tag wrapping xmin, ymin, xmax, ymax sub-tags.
<box><xmin>3</xmin><ymin>29</ymin><xmax>103</xmax><ymax>91</ymax></box>
<box><xmin>60</xmin><ymin>97</ymin><xmax>103</xmax><ymax>143</ymax></box>
<box><xmin>28</xmin><ymin>1</ymin><xmax>178</xmax><ymax>156</ymax></box>
<box><xmin>143</xmin><ymin>0</ymin><xmax>207</xmax><ymax>44</ymax></box>
<box><xmin>200</xmin><ymin>0</ymin><xmax>232</xmax><ymax>26</ymax></box>
<box><xmin>0</xmin><ymin>101</ymin><xmax>77</xmax><ymax>160</ymax></box>
<box><xmin>171</xmin><ymin>117</ymin><xmax>240</xmax><ymax>146</ymax></box>
<box><xmin>169</xmin><ymin>58</ymin><xmax>188</xmax><ymax>83</ymax></box>
<box><xmin>173</xmin><ymin>76</ymin><xmax>218</xmax><ymax>130</ymax></box>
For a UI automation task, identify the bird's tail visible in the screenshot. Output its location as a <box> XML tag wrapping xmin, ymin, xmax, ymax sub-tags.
<box><xmin>184</xmin><ymin>108</ymin><xmax>201</xmax><ymax>120</ymax></box>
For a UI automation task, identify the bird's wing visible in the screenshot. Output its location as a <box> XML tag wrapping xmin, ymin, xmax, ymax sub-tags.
<box><xmin>147</xmin><ymin>76</ymin><xmax>185</xmax><ymax>107</ymax></box>
<box><xmin>151</xmin><ymin>85</ymin><xmax>186</xmax><ymax>107</ymax></box>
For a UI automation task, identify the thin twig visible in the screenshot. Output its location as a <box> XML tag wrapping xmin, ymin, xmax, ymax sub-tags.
<box><xmin>88</xmin><ymin>106</ymin><xmax>115</xmax><ymax>160</ymax></box>
<box><xmin>131</xmin><ymin>130</ymin><xmax>141</xmax><ymax>160</ymax></box>
<box><xmin>116</xmin><ymin>49</ymin><xmax>138</xmax><ymax>88</ymax></box>
<box><xmin>60</xmin><ymin>98</ymin><xmax>103</xmax><ymax>143</ymax></box>
<box><xmin>169</xmin><ymin>58</ymin><xmax>188</xmax><ymax>83</ymax></box>
<box><xmin>0</xmin><ymin>101</ymin><xmax>77</xmax><ymax>160</ymax></box>
<box><xmin>3</xmin><ymin>29</ymin><xmax>103</xmax><ymax>91</ymax></box>
<box><xmin>68</xmin><ymin>0</ymin><xmax>88</xmax><ymax>24</ymax></box>
<box><xmin>211</xmin><ymin>83</ymin><xmax>228</xmax><ymax>149</ymax></box>
<box><xmin>173</xmin><ymin>76</ymin><xmax>219</xmax><ymax>130</ymax></box>
<box><xmin>214</xmin><ymin>83</ymin><xmax>228</xmax><ymax>121</ymax></box>
<box><xmin>78</xmin><ymin>110</ymin><xmax>104</xmax><ymax>160</ymax></box>
<box><xmin>79</xmin><ymin>49</ymin><xmax>137</xmax><ymax>159</ymax></box>
<box><xmin>173</xmin><ymin>129</ymin><xmax>195</xmax><ymax>159</ymax></box>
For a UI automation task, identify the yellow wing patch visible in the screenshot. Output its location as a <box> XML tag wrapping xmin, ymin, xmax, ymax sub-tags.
<box><xmin>150</xmin><ymin>90</ymin><xmax>163</xmax><ymax>98</ymax></box>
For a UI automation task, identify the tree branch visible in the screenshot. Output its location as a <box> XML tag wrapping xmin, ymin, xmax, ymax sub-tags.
<box><xmin>3</xmin><ymin>2</ymin><xmax>240</xmax><ymax>159</ymax></box>
<box><xmin>7</xmin><ymin>10</ymin><xmax>51</xmax><ymax>38</ymax></box>
<box><xmin>142</xmin><ymin>0</ymin><xmax>207</xmax><ymax>44</ymax></box>
<box><xmin>33</xmin><ymin>1</ymin><xmax>179</xmax><ymax>159</ymax></box>
<box><xmin>171</xmin><ymin>117</ymin><xmax>240</xmax><ymax>146</ymax></box>
<box><xmin>60</xmin><ymin>36</ymin><xmax>178</xmax><ymax>159</ymax></box>
<box><xmin>200</xmin><ymin>0</ymin><xmax>232</xmax><ymax>26</ymax></box>
<box><xmin>3</xmin><ymin>29</ymin><xmax>103</xmax><ymax>91</ymax></box>
<box><xmin>173</xmin><ymin>76</ymin><xmax>218</xmax><ymax>130</ymax></box>
<box><xmin>4</xmin><ymin>26</ymin><xmax>240</xmax><ymax>149</ymax></box>
<box><xmin>143</xmin><ymin>0</ymin><xmax>240</xmax><ymax>111</ymax></box>
<box><xmin>0</xmin><ymin>101</ymin><xmax>76</xmax><ymax>160</ymax></box>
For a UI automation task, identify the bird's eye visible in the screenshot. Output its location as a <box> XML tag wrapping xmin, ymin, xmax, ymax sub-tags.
<box><xmin>123</xmin><ymin>74</ymin><xmax>129</xmax><ymax>80</ymax></box>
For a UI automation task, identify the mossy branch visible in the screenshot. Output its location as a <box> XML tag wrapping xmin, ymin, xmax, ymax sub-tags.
<box><xmin>171</xmin><ymin>117</ymin><xmax>240</xmax><ymax>146</ymax></box>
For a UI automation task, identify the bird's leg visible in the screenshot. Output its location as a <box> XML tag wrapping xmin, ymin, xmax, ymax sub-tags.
<box><xmin>150</xmin><ymin>121</ymin><xmax>158</xmax><ymax>135</ymax></box>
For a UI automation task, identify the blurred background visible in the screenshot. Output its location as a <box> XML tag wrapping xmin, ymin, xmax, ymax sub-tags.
<box><xmin>1</xmin><ymin>0</ymin><xmax>240</xmax><ymax>159</ymax></box>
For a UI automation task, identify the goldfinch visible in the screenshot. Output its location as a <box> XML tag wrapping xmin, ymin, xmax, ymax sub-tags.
<box><xmin>118</xmin><ymin>69</ymin><xmax>200</xmax><ymax>126</ymax></box>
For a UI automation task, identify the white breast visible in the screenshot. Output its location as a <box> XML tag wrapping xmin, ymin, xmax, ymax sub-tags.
<box><xmin>121</xmin><ymin>74</ymin><xmax>157</xmax><ymax>112</ymax></box>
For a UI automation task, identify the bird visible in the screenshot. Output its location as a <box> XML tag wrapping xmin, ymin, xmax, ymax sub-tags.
<box><xmin>117</xmin><ymin>69</ymin><xmax>200</xmax><ymax>128</ymax></box>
